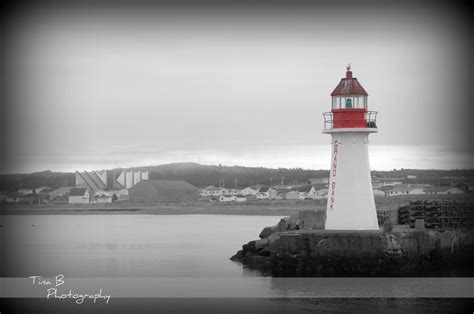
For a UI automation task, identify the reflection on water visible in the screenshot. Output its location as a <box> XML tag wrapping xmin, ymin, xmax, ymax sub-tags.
<box><xmin>0</xmin><ymin>214</ymin><xmax>282</xmax><ymax>278</ymax></box>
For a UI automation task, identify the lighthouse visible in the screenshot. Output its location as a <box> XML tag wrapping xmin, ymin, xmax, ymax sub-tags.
<box><xmin>323</xmin><ymin>65</ymin><xmax>379</xmax><ymax>230</ymax></box>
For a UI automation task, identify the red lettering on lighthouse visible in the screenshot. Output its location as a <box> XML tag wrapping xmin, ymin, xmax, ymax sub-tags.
<box><xmin>329</xmin><ymin>140</ymin><xmax>338</xmax><ymax>211</ymax></box>
<box><xmin>329</xmin><ymin>181</ymin><xmax>336</xmax><ymax>210</ymax></box>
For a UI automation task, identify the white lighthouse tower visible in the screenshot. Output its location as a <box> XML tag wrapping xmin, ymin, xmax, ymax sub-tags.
<box><xmin>323</xmin><ymin>65</ymin><xmax>379</xmax><ymax>230</ymax></box>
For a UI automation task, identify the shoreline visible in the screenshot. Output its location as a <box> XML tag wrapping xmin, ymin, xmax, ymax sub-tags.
<box><xmin>0</xmin><ymin>200</ymin><xmax>323</xmax><ymax>216</ymax></box>
<box><xmin>1</xmin><ymin>194</ymin><xmax>472</xmax><ymax>216</ymax></box>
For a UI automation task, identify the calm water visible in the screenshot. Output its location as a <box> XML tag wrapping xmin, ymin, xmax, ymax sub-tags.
<box><xmin>0</xmin><ymin>214</ymin><xmax>281</xmax><ymax>278</ymax></box>
<box><xmin>1</xmin><ymin>214</ymin><xmax>473</xmax><ymax>313</ymax></box>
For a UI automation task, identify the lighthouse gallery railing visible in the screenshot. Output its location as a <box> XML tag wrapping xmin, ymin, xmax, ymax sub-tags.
<box><xmin>323</xmin><ymin>111</ymin><xmax>378</xmax><ymax>130</ymax></box>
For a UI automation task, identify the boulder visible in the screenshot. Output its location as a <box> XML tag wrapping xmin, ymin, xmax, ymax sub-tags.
<box><xmin>255</xmin><ymin>238</ymin><xmax>269</xmax><ymax>250</ymax></box>
<box><xmin>230</xmin><ymin>250</ymin><xmax>244</xmax><ymax>261</ymax></box>
<box><xmin>259</xmin><ymin>226</ymin><xmax>278</xmax><ymax>239</ymax></box>
<box><xmin>277</xmin><ymin>218</ymin><xmax>288</xmax><ymax>232</ymax></box>
<box><xmin>242</xmin><ymin>240</ymin><xmax>256</xmax><ymax>253</ymax></box>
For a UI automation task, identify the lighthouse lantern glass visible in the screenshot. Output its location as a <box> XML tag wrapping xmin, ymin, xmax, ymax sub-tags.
<box><xmin>345</xmin><ymin>98</ymin><xmax>352</xmax><ymax>108</ymax></box>
<box><xmin>332</xmin><ymin>95</ymin><xmax>367</xmax><ymax>109</ymax></box>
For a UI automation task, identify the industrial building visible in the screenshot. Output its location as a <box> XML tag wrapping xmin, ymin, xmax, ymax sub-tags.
<box><xmin>116</xmin><ymin>169</ymin><xmax>149</xmax><ymax>189</ymax></box>
<box><xmin>128</xmin><ymin>180</ymin><xmax>198</xmax><ymax>203</ymax></box>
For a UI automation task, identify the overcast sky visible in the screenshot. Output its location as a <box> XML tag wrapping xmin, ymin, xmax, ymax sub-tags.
<box><xmin>2</xmin><ymin>1</ymin><xmax>472</xmax><ymax>173</ymax></box>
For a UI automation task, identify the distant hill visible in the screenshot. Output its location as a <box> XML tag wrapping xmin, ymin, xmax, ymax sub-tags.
<box><xmin>0</xmin><ymin>163</ymin><xmax>473</xmax><ymax>191</ymax></box>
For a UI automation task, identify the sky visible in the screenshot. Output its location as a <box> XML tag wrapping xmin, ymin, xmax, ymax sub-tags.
<box><xmin>1</xmin><ymin>1</ymin><xmax>473</xmax><ymax>173</ymax></box>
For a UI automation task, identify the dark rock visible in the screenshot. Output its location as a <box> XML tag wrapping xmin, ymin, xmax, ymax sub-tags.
<box><xmin>230</xmin><ymin>250</ymin><xmax>244</xmax><ymax>261</ymax></box>
<box><xmin>243</xmin><ymin>240</ymin><xmax>256</xmax><ymax>253</ymax></box>
<box><xmin>277</xmin><ymin>219</ymin><xmax>288</xmax><ymax>232</ymax></box>
<box><xmin>233</xmin><ymin>222</ymin><xmax>474</xmax><ymax>277</ymax></box>
<box><xmin>259</xmin><ymin>226</ymin><xmax>277</xmax><ymax>239</ymax></box>
<box><xmin>255</xmin><ymin>238</ymin><xmax>269</xmax><ymax>250</ymax></box>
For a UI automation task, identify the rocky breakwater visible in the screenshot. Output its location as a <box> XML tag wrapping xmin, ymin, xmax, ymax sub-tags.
<box><xmin>231</xmin><ymin>210</ymin><xmax>474</xmax><ymax>276</ymax></box>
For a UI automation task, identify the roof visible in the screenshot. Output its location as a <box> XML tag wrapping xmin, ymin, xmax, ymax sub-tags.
<box><xmin>49</xmin><ymin>186</ymin><xmax>72</xmax><ymax>195</ymax></box>
<box><xmin>76</xmin><ymin>171</ymin><xmax>107</xmax><ymax>192</ymax></box>
<box><xmin>388</xmin><ymin>184</ymin><xmax>431</xmax><ymax>192</ymax></box>
<box><xmin>297</xmin><ymin>185</ymin><xmax>313</xmax><ymax>192</ymax></box>
<box><xmin>135</xmin><ymin>180</ymin><xmax>197</xmax><ymax>191</ymax></box>
<box><xmin>244</xmin><ymin>184</ymin><xmax>263</xmax><ymax>191</ymax></box>
<box><xmin>69</xmin><ymin>188</ymin><xmax>87</xmax><ymax>196</ymax></box>
<box><xmin>258</xmin><ymin>186</ymin><xmax>270</xmax><ymax>193</ymax></box>
<box><xmin>423</xmin><ymin>186</ymin><xmax>463</xmax><ymax>193</ymax></box>
<box><xmin>331</xmin><ymin>70</ymin><xmax>368</xmax><ymax>96</ymax></box>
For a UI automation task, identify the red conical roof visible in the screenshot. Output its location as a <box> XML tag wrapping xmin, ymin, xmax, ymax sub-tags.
<box><xmin>330</xmin><ymin>69</ymin><xmax>368</xmax><ymax>96</ymax></box>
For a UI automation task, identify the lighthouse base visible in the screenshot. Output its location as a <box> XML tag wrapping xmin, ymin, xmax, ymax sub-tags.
<box><xmin>325</xmin><ymin>130</ymin><xmax>378</xmax><ymax>230</ymax></box>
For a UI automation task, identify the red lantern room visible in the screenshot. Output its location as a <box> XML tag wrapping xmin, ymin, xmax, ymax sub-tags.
<box><xmin>323</xmin><ymin>65</ymin><xmax>377</xmax><ymax>129</ymax></box>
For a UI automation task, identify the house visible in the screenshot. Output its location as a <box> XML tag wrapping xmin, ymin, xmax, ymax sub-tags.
<box><xmin>385</xmin><ymin>184</ymin><xmax>432</xmax><ymax>196</ymax></box>
<box><xmin>373</xmin><ymin>188</ymin><xmax>386</xmax><ymax>196</ymax></box>
<box><xmin>315</xmin><ymin>188</ymin><xmax>329</xmax><ymax>199</ymax></box>
<box><xmin>268</xmin><ymin>187</ymin><xmax>281</xmax><ymax>200</ymax></box>
<box><xmin>282</xmin><ymin>190</ymin><xmax>299</xmax><ymax>200</ymax></box>
<box><xmin>94</xmin><ymin>194</ymin><xmax>113</xmax><ymax>204</ymax></box>
<box><xmin>256</xmin><ymin>186</ymin><xmax>270</xmax><ymax>199</ymax></box>
<box><xmin>298</xmin><ymin>185</ymin><xmax>317</xmax><ymax>199</ymax></box>
<box><xmin>228</xmin><ymin>189</ymin><xmax>241</xmax><ymax>195</ymax></box>
<box><xmin>0</xmin><ymin>192</ymin><xmax>20</xmax><ymax>203</ymax></box>
<box><xmin>128</xmin><ymin>180</ymin><xmax>198</xmax><ymax>203</ymax></box>
<box><xmin>423</xmin><ymin>186</ymin><xmax>465</xmax><ymax>195</ymax></box>
<box><xmin>35</xmin><ymin>186</ymin><xmax>52</xmax><ymax>194</ymax></box>
<box><xmin>68</xmin><ymin>188</ymin><xmax>90</xmax><ymax>204</ymax></box>
<box><xmin>200</xmin><ymin>186</ymin><xmax>224</xmax><ymax>197</ymax></box>
<box><xmin>18</xmin><ymin>189</ymin><xmax>33</xmax><ymax>195</ymax></box>
<box><xmin>241</xmin><ymin>185</ymin><xmax>263</xmax><ymax>196</ymax></box>
<box><xmin>48</xmin><ymin>187</ymin><xmax>73</xmax><ymax>201</ymax></box>
<box><xmin>271</xmin><ymin>189</ymin><xmax>285</xmax><ymax>200</ymax></box>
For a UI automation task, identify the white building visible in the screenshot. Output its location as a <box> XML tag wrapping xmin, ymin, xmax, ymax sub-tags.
<box><xmin>116</xmin><ymin>170</ymin><xmax>149</xmax><ymax>189</ymax></box>
<box><xmin>373</xmin><ymin>188</ymin><xmax>386</xmax><ymax>196</ymax></box>
<box><xmin>0</xmin><ymin>193</ymin><xmax>20</xmax><ymax>203</ymax></box>
<box><xmin>200</xmin><ymin>186</ymin><xmax>224</xmax><ymax>197</ymax></box>
<box><xmin>256</xmin><ymin>186</ymin><xmax>271</xmax><ymax>199</ymax></box>
<box><xmin>385</xmin><ymin>184</ymin><xmax>432</xmax><ymax>196</ymax></box>
<box><xmin>241</xmin><ymin>185</ymin><xmax>262</xmax><ymax>196</ymax></box>
<box><xmin>315</xmin><ymin>188</ymin><xmax>329</xmax><ymax>199</ymax></box>
<box><xmin>68</xmin><ymin>188</ymin><xmax>90</xmax><ymax>204</ymax></box>
<box><xmin>18</xmin><ymin>189</ymin><xmax>33</xmax><ymax>195</ymax></box>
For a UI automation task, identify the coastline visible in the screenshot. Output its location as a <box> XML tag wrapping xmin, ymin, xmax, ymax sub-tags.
<box><xmin>1</xmin><ymin>194</ymin><xmax>472</xmax><ymax>216</ymax></box>
<box><xmin>0</xmin><ymin>200</ymin><xmax>323</xmax><ymax>216</ymax></box>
